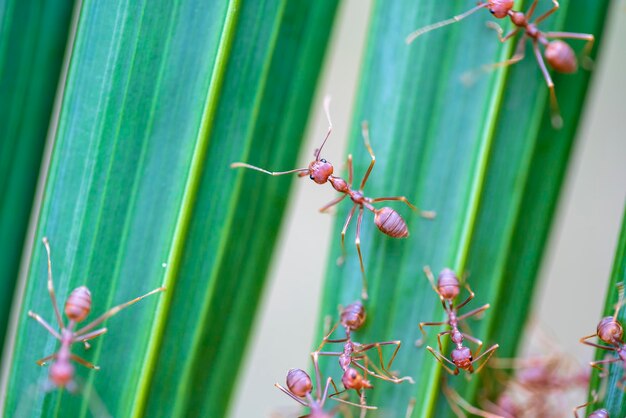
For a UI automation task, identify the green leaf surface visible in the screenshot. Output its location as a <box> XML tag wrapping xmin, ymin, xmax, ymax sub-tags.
<box><xmin>585</xmin><ymin>205</ymin><xmax>626</xmax><ymax>416</ymax></box>
<box><xmin>312</xmin><ymin>1</ymin><xmax>610</xmax><ymax>417</ymax></box>
<box><xmin>0</xmin><ymin>0</ymin><xmax>75</xmax><ymax>351</ymax></box>
<box><xmin>0</xmin><ymin>0</ymin><xmax>338</xmax><ymax>417</ymax></box>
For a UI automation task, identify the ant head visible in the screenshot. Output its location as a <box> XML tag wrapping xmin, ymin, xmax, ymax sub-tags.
<box><xmin>65</xmin><ymin>286</ymin><xmax>92</xmax><ymax>322</ymax></box>
<box><xmin>437</xmin><ymin>269</ymin><xmax>460</xmax><ymax>300</ymax></box>
<box><xmin>286</xmin><ymin>368</ymin><xmax>312</xmax><ymax>397</ymax></box>
<box><xmin>597</xmin><ymin>316</ymin><xmax>624</xmax><ymax>345</ymax></box>
<box><xmin>545</xmin><ymin>40</ymin><xmax>578</xmax><ymax>73</ymax></box>
<box><xmin>340</xmin><ymin>302</ymin><xmax>366</xmax><ymax>331</ymax></box>
<box><xmin>50</xmin><ymin>361</ymin><xmax>75</xmax><ymax>387</ymax></box>
<box><xmin>451</xmin><ymin>346</ymin><xmax>473</xmax><ymax>369</ymax></box>
<box><xmin>307</xmin><ymin>159</ymin><xmax>333</xmax><ymax>184</ymax></box>
<box><xmin>341</xmin><ymin>368</ymin><xmax>372</xmax><ymax>390</ymax></box>
<box><xmin>488</xmin><ymin>0</ymin><xmax>514</xmax><ymax>19</ymax></box>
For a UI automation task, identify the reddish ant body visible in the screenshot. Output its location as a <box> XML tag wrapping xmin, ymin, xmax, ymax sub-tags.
<box><xmin>231</xmin><ymin>98</ymin><xmax>434</xmax><ymax>299</ymax></box>
<box><xmin>275</xmin><ymin>360</ymin><xmax>375</xmax><ymax>417</ymax></box>
<box><xmin>406</xmin><ymin>0</ymin><xmax>595</xmax><ymax>128</ymax></box>
<box><xmin>313</xmin><ymin>302</ymin><xmax>413</xmax><ymax>411</ymax></box>
<box><xmin>28</xmin><ymin>237</ymin><xmax>165</xmax><ymax>390</ymax></box>
<box><xmin>418</xmin><ymin>267</ymin><xmax>498</xmax><ymax>375</ymax></box>
<box><xmin>580</xmin><ymin>284</ymin><xmax>626</xmax><ymax>385</ymax></box>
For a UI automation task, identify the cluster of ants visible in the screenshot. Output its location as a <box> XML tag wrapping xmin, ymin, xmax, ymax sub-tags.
<box><xmin>231</xmin><ymin>1</ymin><xmax>609</xmax><ymax>416</ymax></box>
<box><xmin>24</xmin><ymin>1</ymin><xmax>608</xmax><ymax>417</ymax></box>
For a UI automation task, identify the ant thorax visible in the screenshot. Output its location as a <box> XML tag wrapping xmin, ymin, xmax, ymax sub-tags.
<box><xmin>308</xmin><ymin>159</ymin><xmax>333</xmax><ymax>184</ymax></box>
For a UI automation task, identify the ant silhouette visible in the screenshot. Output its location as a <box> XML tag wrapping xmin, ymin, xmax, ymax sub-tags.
<box><xmin>580</xmin><ymin>283</ymin><xmax>626</xmax><ymax>387</ymax></box>
<box><xmin>275</xmin><ymin>361</ymin><xmax>376</xmax><ymax>417</ymax></box>
<box><xmin>28</xmin><ymin>237</ymin><xmax>165</xmax><ymax>392</ymax></box>
<box><xmin>406</xmin><ymin>0</ymin><xmax>595</xmax><ymax>129</ymax></box>
<box><xmin>231</xmin><ymin>97</ymin><xmax>435</xmax><ymax>300</ymax></box>
<box><xmin>418</xmin><ymin>266</ymin><xmax>498</xmax><ymax>375</ymax></box>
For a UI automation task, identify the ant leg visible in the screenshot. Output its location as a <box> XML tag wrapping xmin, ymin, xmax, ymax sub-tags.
<box><xmin>275</xmin><ymin>383</ymin><xmax>309</xmax><ymax>407</ymax></box>
<box><xmin>347</xmin><ymin>154</ymin><xmax>353</xmax><ymax>185</ymax></box>
<box><xmin>71</xmin><ymin>354</ymin><xmax>100</xmax><ymax>370</ymax></box>
<box><xmin>35</xmin><ymin>353</ymin><xmax>57</xmax><ymax>366</ymax></box>
<box><xmin>73</xmin><ymin>327</ymin><xmax>108</xmax><ymax>349</ymax></box>
<box><xmin>42</xmin><ymin>238</ymin><xmax>64</xmax><ymax>329</ymax></box>
<box><xmin>370</xmin><ymin>196</ymin><xmax>435</xmax><ymax>219</ymax></box>
<box><xmin>417</xmin><ymin>321</ymin><xmax>447</xmax><ymax>347</ymax></box>
<box><xmin>471</xmin><ymin>344</ymin><xmax>499</xmax><ymax>374</ymax></box>
<box><xmin>426</xmin><ymin>346</ymin><xmax>459</xmax><ymax>375</ymax></box>
<box><xmin>544</xmin><ymin>32</ymin><xmax>595</xmax><ymax>69</ymax></box>
<box><xmin>532</xmin><ymin>0</ymin><xmax>559</xmax><ymax>24</ymax></box>
<box><xmin>28</xmin><ymin>311</ymin><xmax>61</xmax><ymax>340</ymax></box>
<box><xmin>455</xmin><ymin>284</ymin><xmax>475</xmax><ymax>310</ymax></box>
<box><xmin>74</xmin><ymin>286</ymin><xmax>165</xmax><ymax>336</ymax></box>
<box><xmin>580</xmin><ymin>334</ymin><xmax>616</xmax><ymax>351</ymax></box>
<box><xmin>358</xmin><ymin>341</ymin><xmax>414</xmax><ymax>383</ymax></box>
<box><xmin>318</xmin><ymin>376</ymin><xmax>335</xmax><ymax>407</ymax></box>
<box><xmin>359</xmin><ymin>121</ymin><xmax>375</xmax><ymax>190</ymax></box>
<box><xmin>590</xmin><ymin>357</ymin><xmax>620</xmax><ymax>372</ymax></box>
<box><xmin>338</xmin><ymin>205</ymin><xmax>357</xmax><ymax>266</ymax></box>
<box><xmin>457</xmin><ymin>304</ymin><xmax>490</xmax><ymax>321</ymax></box>
<box><xmin>355</xmin><ymin>206</ymin><xmax>368</xmax><ymax>300</ymax></box>
<box><xmin>315</xmin><ymin>323</ymin><xmax>348</xmax><ymax>351</ymax></box>
<box><xmin>423</xmin><ymin>266</ymin><xmax>442</xmax><ymax>297</ymax></box>
<box><xmin>532</xmin><ymin>40</ymin><xmax>562</xmax><ymax>128</ymax></box>
<box><xmin>485</xmin><ymin>21</ymin><xmax>520</xmax><ymax>43</ymax></box>
<box><xmin>484</xmin><ymin>35</ymin><xmax>527</xmax><ymax>71</ymax></box>
<box><xmin>436</xmin><ymin>330</ymin><xmax>453</xmax><ymax>354</ymax></box>
<box><xmin>319</xmin><ymin>194</ymin><xmax>347</xmax><ymax>213</ymax></box>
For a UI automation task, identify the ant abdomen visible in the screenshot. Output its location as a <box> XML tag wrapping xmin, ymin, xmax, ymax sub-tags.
<box><xmin>65</xmin><ymin>286</ymin><xmax>92</xmax><ymax>322</ymax></box>
<box><xmin>286</xmin><ymin>368</ymin><xmax>312</xmax><ymax>397</ymax></box>
<box><xmin>437</xmin><ymin>269</ymin><xmax>460</xmax><ymax>299</ymax></box>
<box><xmin>597</xmin><ymin>316</ymin><xmax>624</xmax><ymax>345</ymax></box>
<box><xmin>545</xmin><ymin>40</ymin><xmax>578</xmax><ymax>73</ymax></box>
<box><xmin>374</xmin><ymin>207</ymin><xmax>408</xmax><ymax>238</ymax></box>
<box><xmin>488</xmin><ymin>0</ymin><xmax>514</xmax><ymax>18</ymax></box>
<box><xmin>340</xmin><ymin>302</ymin><xmax>366</xmax><ymax>331</ymax></box>
<box><xmin>50</xmin><ymin>361</ymin><xmax>75</xmax><ymax>386</ymax></box>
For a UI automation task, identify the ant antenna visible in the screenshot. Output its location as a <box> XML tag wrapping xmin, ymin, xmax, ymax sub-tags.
<box><xmin>405</xmin><ymin>3</ymin><xmax>488</xmax><ymax>44</ymax></box>
<box><xmin>228</xmin><ymin>162</ymin><xmax>309</xmax><ymax>176</ymax></box>
<box><xmin>314</xmin><ymin>95</ymin><xmax>333</xmax><ymax>161</ymax></box>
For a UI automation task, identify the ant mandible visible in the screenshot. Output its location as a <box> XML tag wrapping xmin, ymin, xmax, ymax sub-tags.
<box><xmin>28</xmin><ymin>237</ymin><xmax>166</xmax><ymax>390</ymax></box>
<box><xmin>406</xmin><ymin>0</ymin><xmax>595</xmax><ymax>129</ymax></box>
<box><xmin>418</xmin><ymin>266</ymin><xmax>498</xmax><ymax>375</ymax></box>
<box><xmin>580</xmin><ymin>283</ymin><xmax>626</xmax><ymax>387</ymax></box>
<box><xmin>231</xmin><ymin>97</ymin><xmax>435</xmax><ymax>299</ymax></box>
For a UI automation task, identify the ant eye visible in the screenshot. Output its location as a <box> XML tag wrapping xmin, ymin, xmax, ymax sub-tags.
<box><xmin>309</xmin><ymin>175</ymin><xmax>314</xmax><ymax>180</ymax></box>
<box><xmin>321</xmin><ymin>158</ymin><xmax>327</xmax><ymax>163</ymax></box>
<box><xmin>489</xmin><ymin>9</ymin><xmax>495</xmax><ymax>14</ymax></box>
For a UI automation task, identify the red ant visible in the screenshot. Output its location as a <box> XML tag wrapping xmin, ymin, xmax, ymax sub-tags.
<box><xmin>231</xmin><ymin>97</ymin><xmax>435</xmax><ymax>299</ymax></box>
<box><xmin>418</xmin><ymin>266</ymin><xmax>498</xmax><ymax>375</ymax></box>
<box><xmin>580</xmin><ymin>283</ymin><xmax>626</xmax><ymax>386</ymax></box>
<box><xmin>28</xmin><ymin>237</ymin><xmax>165</xmax><ymax>391</ymax></box>
<box><xmin>275</xmin><ymin>362</ymin><xmax>375</xmax><ymax>417</ymax></box>
<box><xmin>312</xmin><ymin>302</ymin><xmax>413</xmax><ymax>412</ymax></box>
<box><xmin>406</xmin><ymin>0</ymin><xmax>595</xmax><ymax>129</ymax></box>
